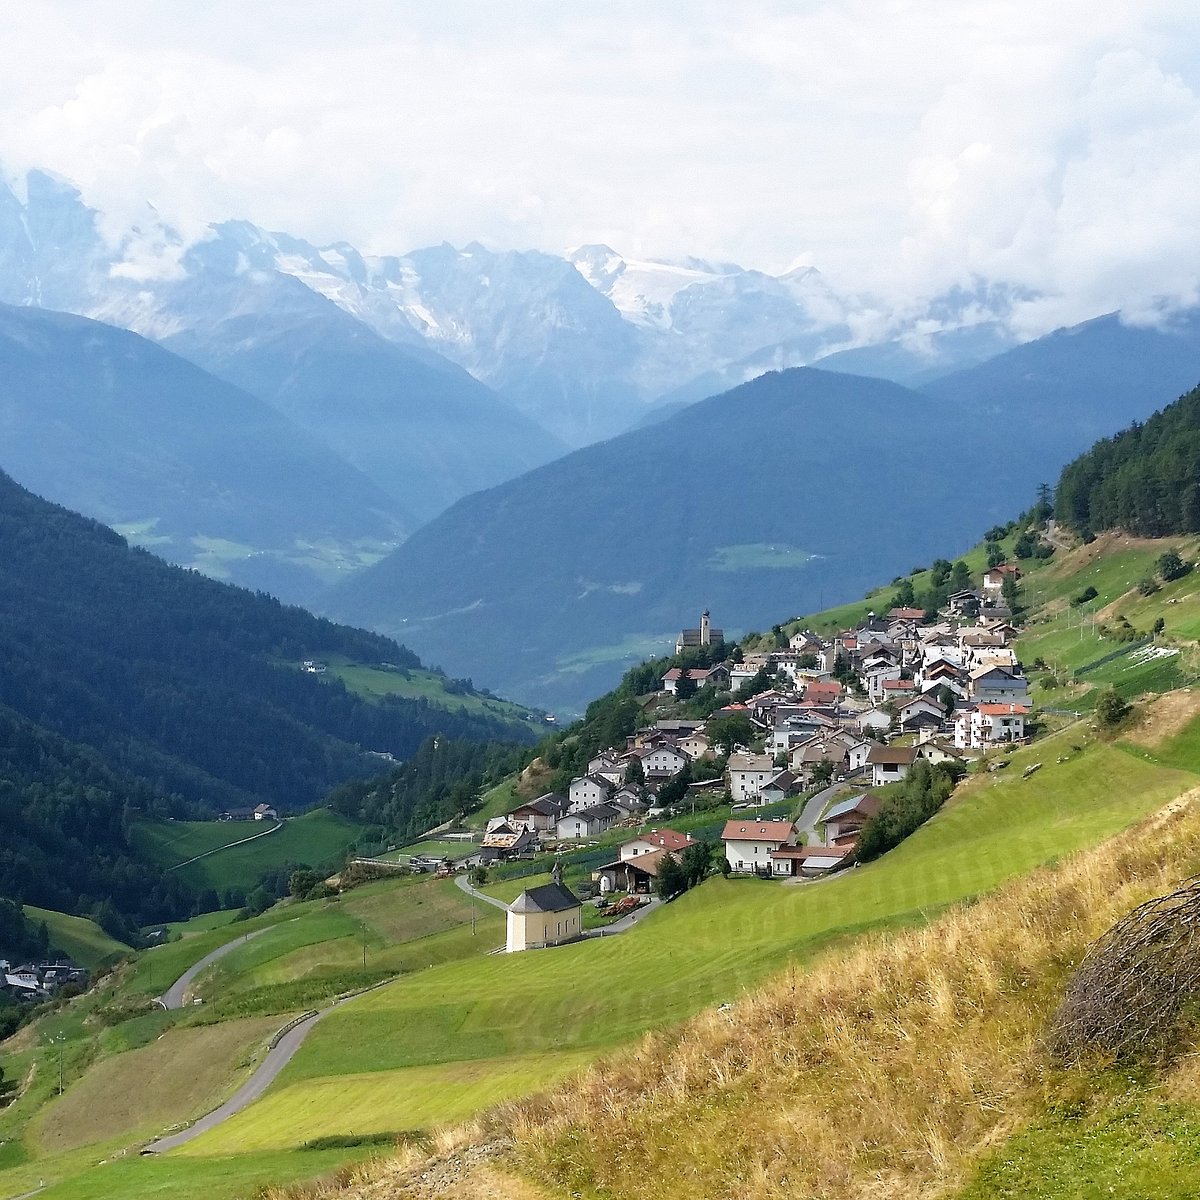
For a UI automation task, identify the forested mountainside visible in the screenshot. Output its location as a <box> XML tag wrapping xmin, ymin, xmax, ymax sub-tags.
<box><xmin>0</xmin><ymin>302</ymin><xmax>411</xmax><ymax>599</ymax></box>
<box><xmin>327</xmin><ymin>351</ymin><xmax>1198</xmax><ymax>713</ymax></box>
<box><xmin>0</xmin><ymin>703</ymin><xmax>190</xmax><ymax>933</ymax></box>
<box><xmin>0</xmin><ymin>468</ymin><xmax>532</xmax><ymax>815</ymax></box>
<box><xmin>1055</xmin><ymin>381</ymin><xmax>1200</xmax><ymax>536</ymax></box>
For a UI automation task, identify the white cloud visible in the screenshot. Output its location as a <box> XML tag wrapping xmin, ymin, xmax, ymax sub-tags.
<box><xmin>0</xmin><ymin>1</ymin><xmax>1197</xmax><ymax>335</ymax></box>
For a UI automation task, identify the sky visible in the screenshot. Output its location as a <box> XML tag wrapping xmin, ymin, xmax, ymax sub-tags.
<box><xmin>2</xmin><ymin>1</ymin><xmax>1199</xmax><ymax>334</ymax></box>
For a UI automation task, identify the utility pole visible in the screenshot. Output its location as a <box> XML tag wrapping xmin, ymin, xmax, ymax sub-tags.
<box><xmin>46</xmin><ymin>1032</ymin><xmax>64</xmax><ymax>1095</ymax></box>
<box><xmin>361</xmin><ymin>927</ymin><xmax>367</xmax><ymax>971</ymax></box>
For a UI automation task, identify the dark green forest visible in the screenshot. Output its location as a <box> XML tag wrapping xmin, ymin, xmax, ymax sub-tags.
<box><xmin>1056</xmin><ymin>381</ymin><xmax>1200</xmax><ymax>536</ymax></box>
<box><xmin>0</xmin><ymin>468</ymin><xmax>534</xmax><ymax>925</ymax></box>
<box><xmin>0</xmin><ymin>468</ymin><xmax>531</xmax><ymax>814</ymax></box>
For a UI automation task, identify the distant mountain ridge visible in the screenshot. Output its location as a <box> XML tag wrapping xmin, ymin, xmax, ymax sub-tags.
<box><xmin>0</xmin><ymin>166</ymin><xmax>1043</xmax><ymax>451</ymax></box>
<box><xmin>0</xmin><ymin>301</ymin><xmax>412</xmax><ymax>596</ymax></box>
<box><xmin>0</xmin><ymin>170</ymin><xmax>570</xmax><ymax>539</ymax></box>
<box><xmin>328</xmin><ymin>315</ymin><xmax>1200</xmax><ymax>712</ymax></box>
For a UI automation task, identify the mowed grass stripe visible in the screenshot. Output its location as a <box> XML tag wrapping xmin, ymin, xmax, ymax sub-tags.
<box><xmin>179</xmin><ymin>1051</ymin><xmax>597</xmax><ymax>1155</ymax></box>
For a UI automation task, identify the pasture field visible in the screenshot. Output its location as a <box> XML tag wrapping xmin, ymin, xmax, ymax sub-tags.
<box><xmin>131</xmin><ymin>809</ymin><xmax>368</xmax><ymax>893</ymax></box>
<box><xmin>23</xmin><ymin>905</ymin><xmax>130</xmax><ymax>969</ymax></box>
<box><xmin>0</xmin><ymin>873</ymin><xmax>506</xmax><ymax>1200</ymax></box>
<box><xmin>394</xmin><ymin>837</ymin><xmax>478</xmax><ymax>861</ymax></box>
<box><xmin>323</xmin><ymin>656</ymin><xmax>537</xmax><ymax>727</ymax></box>
<box><xmin>180</xmin><ymin>719</ymin><xmax>1199</xmax><ymax>1151</ymax></box>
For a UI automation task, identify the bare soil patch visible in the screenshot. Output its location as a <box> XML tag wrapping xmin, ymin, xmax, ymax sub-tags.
<box><xmin>1125</xmin><ymin>689</ymin><xmax>1200</xmax><ymax>748</ymax></box>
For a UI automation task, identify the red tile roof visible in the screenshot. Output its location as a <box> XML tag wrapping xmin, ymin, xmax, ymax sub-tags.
<box><xmin>721</xmin><ymin>819</ymin><xmax>795</xmax><ymax>842</ymax></box>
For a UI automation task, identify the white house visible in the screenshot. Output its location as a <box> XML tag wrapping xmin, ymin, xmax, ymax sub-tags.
<box><xmin>721</xmin><ymin>818</ymin><xmax>796</xmax><ymax>874</ymax></box>
<box><xmin>867</xmin><ymin>744</ymin><xmax>918</xmax><ymax>787</ymax></box>
<box><xmin>556</xmin><ymin>803</ymin><xmax>620</xmax><ymax>839</ymax></box>
<box><xmin>636</xmin><ymin>745</ymin><xmax>690</xmax><ymax>779</ymax></box>
<box><xmin>568</xmin><ymin>774</ymin><xmax>613</xmax><ymax>812</ymax></box>
<box><xmin>727</xmin><ymin>753</ymin><xmax>779</xmax><ymax>801</ymax></box>
<box><xmin>620</xmin><ymin>828</ymin><xmax>693</xmax><ymax>860</ymax></box>
<box><xmin>956</xmin><ymin>703</ymin><xmax>1030</xmax><ymax>748</ymax></box>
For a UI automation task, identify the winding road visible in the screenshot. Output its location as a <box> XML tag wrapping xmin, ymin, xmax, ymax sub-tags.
<box><xmin>143</xmin><ymin>1004</ymin><xmax>333</xmax><ymax>1153</ymax></box>
<box><xmin>157</xmin><ymin>928</ymin><xmax>269</xmax><ymax>1010</ymax></box>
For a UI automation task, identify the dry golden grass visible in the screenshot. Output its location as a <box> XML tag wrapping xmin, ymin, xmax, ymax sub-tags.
<box><xmin>281</xmin><ymin>788</ymin><xmax>1200</xmax><ymax>1200</ymax></box>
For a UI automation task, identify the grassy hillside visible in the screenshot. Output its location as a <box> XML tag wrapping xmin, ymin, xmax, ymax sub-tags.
<box><xmin>13</xmin><ymin>526</ymin><xmax>1200</xmax><ymax>1200</ymax></box>
<box><xmin>167</xmin><ymin>719</ymin><xmax>1195</xmax><ymax>1159</ymax></box>
<box><xmin>0</xmin><ymin>871</ymin><xmax>507</xmax><ymax>1200</ymax></box>
<box><xmin>131</xmin><ymin>810</ymin><xmax>368</xmax><ymax>894</ymax></box>
<box><xmin>257</xmin><ymin>718</ymin><xmax>1200</xmax><ymax>1200</ymax></box>
<box><xmin>22</xmin><ymin>906</ymin><xmax>130</xmax><ymax>970</ymax></box>
<box><xmin>322</xmin><ymin>656</ymin><xmax>540</xmax><ymax>728</ymax></box>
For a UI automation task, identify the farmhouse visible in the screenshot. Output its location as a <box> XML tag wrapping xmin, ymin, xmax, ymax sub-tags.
<box><xmin>721</xmin><ymin>818</ymin><xmax>796</xmax><ymax>874</ymax></box>
<box><xmin>506</xmin><ymin>864</ymin><xmax>582</xmax><ymax>952</ymax></box>
<box><xmin>823</xmin><ymin>792</ymin><xmax>882</xmax><ymax>843</ymax></box>
<box><xmin>867</xmin><ymin>744</ymin><xmax>918</xmax><ymax>787</ymax></box>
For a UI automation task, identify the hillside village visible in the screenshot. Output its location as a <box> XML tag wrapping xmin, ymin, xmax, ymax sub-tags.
<box><xmin>480</xmin><ymin>566</ymin><xmax>1031</xmax><ymax>924</ymax></box>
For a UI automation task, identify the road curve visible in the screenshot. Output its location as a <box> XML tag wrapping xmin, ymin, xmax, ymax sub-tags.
<box><xmin>158</xmin><ymin>928</ymin><xmax>269</xmax><ymax>1010</ymax></box>
<box><xmin>143</xmin><ymin>1006</ymin><xmax>327</xmax><ymax>1153</ymax></box>
<box><xmin>144</xmin><ymin>979</ymin><xmax>397</xmax><ymax>1154</ymax></box>
<box><xmin>455</xmin><ymin>873</ymin><xmax>510</xmax><ymax>911</ymax></box>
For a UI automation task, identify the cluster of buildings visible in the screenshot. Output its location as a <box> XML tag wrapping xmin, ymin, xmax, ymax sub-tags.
<box><xmin>489</xmin><ymin>578</ymin><xmax>1033</xmax><ymax>895</ymax></box>
<box><xmin>1</xmin><ymin>959</ymin><xmax>87</xmax><ymax>1002</ymax></box>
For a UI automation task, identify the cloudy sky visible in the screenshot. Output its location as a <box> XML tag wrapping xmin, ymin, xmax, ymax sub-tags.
<box><xmin>2</xmin><ymin>1</ymin><xmax>1198</xmax><ymax>332</ymax></box>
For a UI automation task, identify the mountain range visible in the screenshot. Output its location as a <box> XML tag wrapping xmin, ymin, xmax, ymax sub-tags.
<box><xmin>327</xmin><ymin>312</ymin><xmax>1200</xmax><ymax>711</ymax></box>
<box><xmin>0</xmin><ymin>167</ymin><xmax>1021</xmax><ymax>451</ymax></box>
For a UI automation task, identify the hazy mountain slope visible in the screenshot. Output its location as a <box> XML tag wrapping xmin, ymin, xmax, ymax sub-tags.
<box><xmin>0</xmin><ymin>173</ymin><xmax>568</xmax><ymax>532</ymax></box>
<box><xmin>324</xmin><ymin>368</ymin><xmax>1057</xmax><ymax>711</ymax></box>
<box><xmin>161</xmin><ymin>283</ymin><xmax>569</xmax><ymax>524</ymax></box>
<box><xmin>922</xmin><ymin>310</ymin><xmax>1200</xmax><ymax>427</ymax></box>
<box><xmin>0</xmin><ymin>465</ymin><xmax>530</xmax><ymax>812</ymax></box>
<box><xmin>0</xmin><ymin>302</ymin><xmax>410</xmax><ymax>596</ymax></box>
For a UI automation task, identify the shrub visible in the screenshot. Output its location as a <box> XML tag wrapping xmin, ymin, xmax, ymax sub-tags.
<box><xmin>1071</xmin><ymin>586</ymin><xmax>1098</xmax><ymax>607</ymax></box>
<box><xmin>1157</xmin><ymin>551</ymin><xmax>1191</xmax><ymax>581</ymax></box>
<box><xmin>1096</xmin><ymin>688</ymin><xmax>1131</xmax><ymax>728</ymax></box>
<box><xmin>1049</xmin><ymin>876</ymin><xmax>1200</xmax><ymax>1063</ymax></box>
<box><xmin>1137</xmin><ymin>576</ymin><xmax>1160</xmax><ymax>596</ymax></box>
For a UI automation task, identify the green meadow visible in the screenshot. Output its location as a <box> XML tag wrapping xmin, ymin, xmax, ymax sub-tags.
<box><xmin>131</xmin><ymin>809</ymin><xmax>368</xmax><ymax>893</ymax></box>
<box><xmin>175</xmin><ymin>720</ymin><xmax>1200</xmax><ymax>1155</ymax></box>
<box><xmin>23</xmin><ymin>906</ymin><xmax>130</xmax><ymax>969</ymax></box>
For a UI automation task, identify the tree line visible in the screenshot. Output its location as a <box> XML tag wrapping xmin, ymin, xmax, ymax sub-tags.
<box><xmin>1055</xmin><ymin>381</ymin><xmax>1200</xmax><ymax>538</ymax></box>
